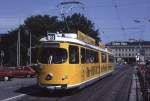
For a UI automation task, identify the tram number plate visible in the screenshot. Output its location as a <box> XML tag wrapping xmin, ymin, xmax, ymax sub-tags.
<box><xmin>47</xmin><ymin>34</ymin><xmax>55</xmax><ymax>40</ymax></box>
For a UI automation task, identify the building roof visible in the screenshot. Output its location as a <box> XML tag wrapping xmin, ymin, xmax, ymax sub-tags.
<box><xmin>106</xmin><ymin>40</ymin><xmax>150</xmax><ymax>46</ymax></box>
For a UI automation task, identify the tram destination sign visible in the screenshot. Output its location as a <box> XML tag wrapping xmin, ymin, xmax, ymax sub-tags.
<box><xmin>77</xmin><ymin>31</ymin><xmax>95</xmax><ymax>45</ymax></box>
<box><xmin>47</xmin><ymin>33</ymin><xmax>55</xmax><ymax>40</ymax></box>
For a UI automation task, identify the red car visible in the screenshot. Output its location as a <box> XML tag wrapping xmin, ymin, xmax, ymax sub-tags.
<box><xmin>0</xmin><ymin>68</ymin><xmax>13</xmax><ymax>81</ymax></box>
<box><xmin>12</xmin><ymin>66</ymin><xmax>36</xmax><ymax>78</ymax></box>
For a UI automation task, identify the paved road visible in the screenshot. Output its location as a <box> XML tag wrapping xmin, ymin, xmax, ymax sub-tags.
<box><xmin>0</xmin><ymin>78</ymin><xmax>36</xmax><ymax>101</ymax></box>
<box><xmin>0</xmin><ymin>65</ymin><xmax>133</xmax><ymax>101</ymax></box>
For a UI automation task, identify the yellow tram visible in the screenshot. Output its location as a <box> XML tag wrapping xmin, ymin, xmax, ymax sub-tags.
<box><xmin>35</xmin><ymin>31</ymin><xmax>114</xmax><ymax>90</ymax></box>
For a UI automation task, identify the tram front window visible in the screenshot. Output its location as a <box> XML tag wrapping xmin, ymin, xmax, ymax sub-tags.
<box><xmin>39</xmin><ymin>48</ymin><xmax>67</xmax><ymax>64</ymax></box>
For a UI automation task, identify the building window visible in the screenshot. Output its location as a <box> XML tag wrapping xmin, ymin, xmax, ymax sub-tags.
<box><xmin>132</xmin><ymin>54</ymin><xmax>134</xmax><ymax>57</ymax></box>
<box><xmin>119</xmin><ymin>53</ymin><xmax>121</xmax><ymax>56</ymax></box>
<box><xmin>131</xmin><ymin>48</ymin><xmax>134</xmax><ymax>51</ymax></box>
<box><xmin>129</xmin><ymin>53</ymin><xmax>131</xmax><ymax>56</ymax></box>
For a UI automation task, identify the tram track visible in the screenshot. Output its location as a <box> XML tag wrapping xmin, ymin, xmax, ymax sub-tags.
<box><xmin>113</xmin><ymin>68</ymin><xmax>133</xmax><ymax>101</ymax></box>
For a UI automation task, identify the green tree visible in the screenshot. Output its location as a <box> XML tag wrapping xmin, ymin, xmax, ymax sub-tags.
<box><xmin>3</xmin><ymin>13</ymin><xmax>100</xmax><ymax>66</ymax></box>
<box><xmin>24</xmin><ymin>15</ymin><xmax>59</xmax><ymax>45</ymax></box>
<box><xmin>60</xmin><ymin>13</ymin><xmax>100</xmax><ymax>41</ymax></box>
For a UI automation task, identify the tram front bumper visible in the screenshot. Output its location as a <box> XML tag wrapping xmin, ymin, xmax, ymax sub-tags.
<box><xmin>39</xmin><ymin>83</ymin><xmax>68</xmax><ymax>90</ymax></box>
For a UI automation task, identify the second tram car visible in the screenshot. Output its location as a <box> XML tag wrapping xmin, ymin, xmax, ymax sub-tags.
<box><xmin>34</xmin><ymin>31</ymin><xmax>114</xmax><ymax>90</ymax></box>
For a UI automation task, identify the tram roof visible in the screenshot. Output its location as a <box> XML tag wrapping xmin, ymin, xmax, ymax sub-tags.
<box><xmin>40</xmin><ymin>33</ymin><xmax>112</xmax><ymax>54</ymax></box>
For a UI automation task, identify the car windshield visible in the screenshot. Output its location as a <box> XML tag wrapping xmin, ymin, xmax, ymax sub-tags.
<box><xmin>32</xmin><ymin>47</ymin><xmax>67</xmax><ymax>64</ymax></box>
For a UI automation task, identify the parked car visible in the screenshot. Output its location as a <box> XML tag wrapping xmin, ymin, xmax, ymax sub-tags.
<box><xmin>12</xmin><ymin>66</ymin><xmax>36</xmax><ymax>78</ymax></box>
<box><xmin>0</xmin><ymin>68</ymin><xmax>13</xmax><ymax>81</ymax></box>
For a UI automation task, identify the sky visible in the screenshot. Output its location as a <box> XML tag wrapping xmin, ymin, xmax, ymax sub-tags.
<box><xmin>0</xmin><ymin>0</ymin><xmax>150</xmax><ymax>43</ymax></box>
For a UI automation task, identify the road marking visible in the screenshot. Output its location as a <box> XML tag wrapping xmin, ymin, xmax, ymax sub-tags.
<box><xmin>1</xmin><ymin>94</ymin><xmax>26</xmax><ymax>101</ymax></box>
<box><xmin>4</xmin><ymin>86</ymin><xmax>13</xmax><ymax>90</ymax></box>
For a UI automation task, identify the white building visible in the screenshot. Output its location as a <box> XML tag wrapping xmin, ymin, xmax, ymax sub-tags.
<box><xmin>106</xmin><ymin>40</ymin><xmax>150</xmax><ymax>64</ymax></box>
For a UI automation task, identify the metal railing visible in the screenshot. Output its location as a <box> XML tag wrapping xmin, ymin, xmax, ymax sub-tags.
<box><xmin>137</xmin><ymin>64</ymin><xmax>150</xmax><ymax>101</ymax></box>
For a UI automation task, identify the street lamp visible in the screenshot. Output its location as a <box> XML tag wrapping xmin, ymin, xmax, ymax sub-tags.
<box><xmin>25</xmin><ymin>29</ymin><xmax>32</xmax><ymax>65</ymax></box>
<box><xmin>29</xmin><ymin>31</ymin><xmax>32</xmax><ymax>65</ymax></box>
<box><xmin>17</xmin><ymin>28</ymin><xmax>32</xmax><ymax>66</ymax></box>
<box><xmin>17</xmin><ymin>29</ymin><xmax>21</xmax><ymax>67</ymax></box>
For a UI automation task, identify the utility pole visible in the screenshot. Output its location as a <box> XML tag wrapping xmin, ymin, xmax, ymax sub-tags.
<box><xmin>29</xmin><ymin>31</ymin><xmax>31</xmax><ymax>65</ymax></box>
<box><xmin>17</xmin><ymin>38</ymin><xmax>18</xmax><ymax>66</ymax></box>
<box><xmin>0</xmin><ymin>50</ymin><xmax>4</xmax><ymax>67</ymax></box>
<box><xmin>17</xmin><ymin>29</ymin><xmax>20</xmax><ymax>67</ymax></box>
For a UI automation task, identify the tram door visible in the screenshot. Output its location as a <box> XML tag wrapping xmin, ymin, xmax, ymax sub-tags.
<box><xmin>68</xmin><ymin>45</ymin><xmax>81</xmax><ymax>84</ymax></box>
<box><xmin>80</xmin><ymin>47</ymin><xmax>86</xmax><ymax>81</ymax></box>
<box><xmin>101</xmin><ymin>52</ymin><xmax>107</xmax><ymax>74</ymax></box>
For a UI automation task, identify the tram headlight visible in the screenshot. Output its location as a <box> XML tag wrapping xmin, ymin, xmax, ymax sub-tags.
<box><xmin>45</xmin><ymin>73</ymin><xmax>53</xmax><ymax>80</ymax></box>
<box><xmin>62</xmin><ymin>75</ymin><xmax>68</xmax><ymax>80</ymax></box>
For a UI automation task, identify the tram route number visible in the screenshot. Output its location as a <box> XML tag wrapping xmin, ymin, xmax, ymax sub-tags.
<box><xmin>47</xmin><ymin>34</ymin><xmax>55</xmax><ymax>40</ymax></box>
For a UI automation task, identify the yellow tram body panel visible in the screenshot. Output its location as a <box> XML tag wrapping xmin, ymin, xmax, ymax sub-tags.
<box><xmin>108</xmin><ymin>63</ymin><xmax>113</xmax><ymax>71</ymax></box>
<box><xmin>39</xmin><ymin>64</ymin><xmax>69</xmax><ymax>85</ymax></box>
<box><xmin>39</xmin><ymin>64</ymin><xmax>102</xmax><ymax>86</ymax></box>
<box><xmin>67</xmin><ymin>64</ymin><xmax>82</xmax><ymax>85</ymax></box>
<box><xmin>100</xmin><ymin>63</ymin><xmax>108</xmax><ymax>75</ymax></box>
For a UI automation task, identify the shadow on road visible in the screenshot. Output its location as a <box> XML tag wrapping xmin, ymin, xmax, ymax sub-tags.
<box><xmin>15</xmin><ymin>85</ymin><xmax>78</xmax><ymax>98</ymax></box>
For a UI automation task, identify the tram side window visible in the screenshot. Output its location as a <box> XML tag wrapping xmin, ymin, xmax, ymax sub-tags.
<box><xmin>93</xmin><ymin>51</ymin><xmax>98</xmax><ymax>63</ymax></box>
<box><xmin>69</xmin><ymin>45</ymin><xmax>79</xmax><ymax>64</ymax></box>
<box><xmin>81</xmin><ymin>48</ymin><xmax>86</xmax><ymax>64</ymax></box>
<box><xmin>101</xmin><ymin>52</ymin><xmax>107</xmax><ymax>63</ymax></box>
<box><xmin>86</xmin><ymin>49</ymin><xmax>90</xmax><ymax>63</ymax></box>
<box><xmin>109</xmin><ymin>55</ymin><xmax>114</xmax><ymax>63</ymax></box>
<box><xmin>86</xmin><ymin>49</ymin><xmax>99</xmax><ymax>63</ymax></box>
